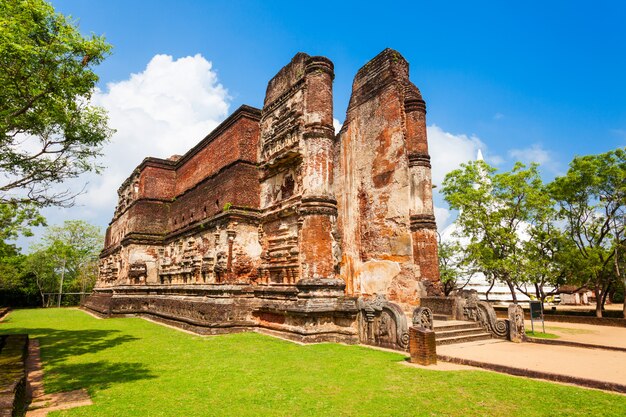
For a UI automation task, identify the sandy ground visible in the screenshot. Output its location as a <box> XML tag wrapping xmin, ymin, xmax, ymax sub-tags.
<box><xmin>438</xmin><ymin>320</ymin><xmax>626</xmax><ymax>388</ymax></box>
<box><xmin>438</xmin><ymin>338</ymin><xmax>626</xmax><ymax>386</ymax></box>
<box><xmin>527</xmin><ymin>320</ymin><xmax>626</xmax><ymax>349</ymax></box>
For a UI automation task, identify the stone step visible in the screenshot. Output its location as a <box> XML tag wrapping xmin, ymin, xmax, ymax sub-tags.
<box><xmin>436</xmin><ymin>332</ymin><xmax>493</xmax><ymax>346</ymax></box>
<box><xmin>434</xmin><ymin>320</ymin><xmax>482</xmax><ymax>332</ymax></box>
<box><xmin>433</xmin><ymin>314</ymin><xmax>450</xmax><ymax>321</ymax></box>
<box><xmin>435</xmin><ymin>327</ymin><xmax>489</xmax><ymax>340</ymax></box>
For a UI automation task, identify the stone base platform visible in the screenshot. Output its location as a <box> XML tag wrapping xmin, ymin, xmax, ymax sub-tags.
<box><xmin>83</xmin><ymin>283</ymin><xmax>360</xmax><ymax>345</ymax></box>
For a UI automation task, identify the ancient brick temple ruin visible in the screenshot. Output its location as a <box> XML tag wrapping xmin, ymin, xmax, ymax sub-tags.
<box><xmin>84</xmin><ymin>49</ymin><xmax>441</xmax><ymax>348</ymax></box>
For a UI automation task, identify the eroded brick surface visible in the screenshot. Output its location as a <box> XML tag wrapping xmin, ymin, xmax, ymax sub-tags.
<box><xmin>87</xmin><ymin>49</ymin><xmax>441</xmax><ymax>342</ymax></box>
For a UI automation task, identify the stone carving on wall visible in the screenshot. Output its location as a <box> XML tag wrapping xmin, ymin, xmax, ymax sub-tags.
<box><xmin>114</xmin><ymin>172</ymin><xmax>139</xmax><ymax>217</ymax></box>
<box><xmin>412</xmin><ymin>306</ymin><xmax>434</xmax><ymax>330</ymax></box>
<box><xmin>261</xmin><ymin>104</ymin><xmax>303</xmax><ymax>161</ymax></box>
<box><xmin>458</xmin><ymin>290</ymin><xmax>508</xmax><ymax>338</ymax></box>
<box><xmin>129</xmin><ymin>262</ymin><xmax>147</xmax><ymax>284</ymax></box>
<box><xmin>357</xmin><ymin>295</ymin><xmax>409</xmax><ymax>351</ymax></box>
<box><xmin>213</xmin><ymin>251</ymin><xmax>228</xmax><ymax>283</ymax></box>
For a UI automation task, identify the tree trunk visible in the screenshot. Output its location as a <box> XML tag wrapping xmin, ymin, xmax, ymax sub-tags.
<box><xmin>623</xmin><ymin>279</ymin><xmax>626</xmax><ymax>319</ymax></box>
<box><xmin>601</xmin><ymin>282</ymin><xmax>611</xmax><ymax>315</ymax></box>
<box><xmin>485</xmin><ymin>278</ymin><xmax>495</xmax><ymax>302</ymax></box>
<box><xmin>534</xmin><ymin>282</ymin><xmax>544</xmax><ymax>303</ymax></box>
<box><xmin>594</xmin><ymin>287</ymin><xmax>603</xmax><ymax>318</ymax></box>
<box><xmin>58</xmin><ymin>257</ymin><xmax>66</xmax><ymax>308</ymax></box>
<box><xmin>507</xmin><ymin>280</ymin><xmax>518</xmax><ymax>304</ymax></box>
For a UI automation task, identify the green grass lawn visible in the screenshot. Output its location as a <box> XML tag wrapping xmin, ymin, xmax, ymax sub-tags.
<box><xmin>525</xmin><ymin>330</ymin><xmax>560</xmax><ymax>339</ymax></box>
<box><xmin>1</xmin><ymin>309</ymin><xmax>625</xmax><ymax>417</ymax></box>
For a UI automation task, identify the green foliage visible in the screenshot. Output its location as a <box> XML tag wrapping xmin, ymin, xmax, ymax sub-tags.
<box><xmin>441</xmin><ymin>160</ymin><xmax>549</xmax><ymax>302</ymax></box>
<box><xmin>0</xmin><ymin>202</ymin><xmax>45</xmax><ymax>240</ymax></box>
<box><xmin>1</xmin><ymin>309</ymin><xmax>624</xmax><ymax>417</ymax></box>
<box><xmin>223</xmin><ymin>202</ymin><xmax>232</xmax><ymax>211</ymax></box>
<box><xmin>24</xmin><ymin>220</ymin><xmax>103</xmax><ymax>305</ymax></box>
<box><xmin>0</xmin><ymin>0</ymin><xmax>113</xmax><ymax>207</ymax></box>
<box><xmin>0</xmin><ymin>202</ymin><xmax>44</xmax><ymax>305</ymax></box>
<box><xmin>437</xmin><ymin>236</ymin><xmax>475</xmax><ymax>296</ymax></box>
<box><xmin>549</xmin><ymin>148</ymin><xmax>626</xmax><ymax>317</ymax></box>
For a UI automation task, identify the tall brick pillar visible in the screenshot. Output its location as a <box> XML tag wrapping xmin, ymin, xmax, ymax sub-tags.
<box><xmin>298</xmin><ymin>57</ymin><xmax>340</xmax><ymax>288</ymax></box>
<box><xmin>405</xmin><ymin>92</ymin><xmax>441</xmax><ymax>295</ymax></box>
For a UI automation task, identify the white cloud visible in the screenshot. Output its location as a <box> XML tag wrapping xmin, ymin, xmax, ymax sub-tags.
<box><xmin>508</xmin><ymin>144</ymin><xmax>551</xmax><ymax>166</ymax></box>
<box><xmin>333</xmin><ymin>118</ymin><xmax>343</xmax><ymax>134</ymax></box>
<box><xmin>33</xmin><ymin>54</ymin><xmax>231</xmax><ymax>238</ymax></box>
<box><xmin>83</xmin><ymin>53</ymin><xmax>229</xmax><ymax>212</ymax></box>
<box><xmin>434</xmin><ymin>205</ymin><xmax>451</xmax><ymax>233</ymax></box>
<box><xmin>427</xmin><ymin>124</ymin><xmax>494</xmax><ymax>233</ymax></box>
<box><xmin>427</xmin><ymin>124</ymin><xmax>486</xmax><ymax>187</ymax></box>
<box><xmin>493</xmin><ymin>112</ymin><xmax>505</xmax><ymax>120</ymax></box>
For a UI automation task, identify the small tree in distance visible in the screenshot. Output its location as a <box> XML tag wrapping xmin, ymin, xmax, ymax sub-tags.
<box><xmin>25</xmin><ymin>220</ymin><xmax>103</xmax><ymax>306</ymax></box>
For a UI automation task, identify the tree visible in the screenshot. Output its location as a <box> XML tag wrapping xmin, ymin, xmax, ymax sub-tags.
<box><xmin>0</xmin><ymin>0</ymin><xmax>113</xmax><ymax>207</ymax></box>
<box><xmin>0</xmin><ymin>201</ymin><xmax>44</xmax><ymax>304</ymax></box>
<box><xmin>26</xmin><ymin>220</ymin><xmax>103</xmax><ymax>306</ymax></box>
<box><xmin>550</xmin><ymin>148</ymin><xmax>626</xmax><ymax>317</ymax></box>
<box><xmin>515</xmin><ymin>207</ymin><xmax>571</xmax><ymax>303</ymax></box>
<box><xmin>22</xmin><ymin>248</ymin><xmax>56</xmax><ymax>306</ymax></box>
<box><xmin>437</xmin><ymin>234</ymin><xmax>475</xmax><ymax>296</ymax></box>
<box><xmin>441</xmin><ymin>160</ymin><xmax>548</xmax><ymax>303</ymax></box>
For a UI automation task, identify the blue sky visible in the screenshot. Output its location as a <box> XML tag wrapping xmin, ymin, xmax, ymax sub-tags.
<box><xmin>24</xmin><ymin>0</ymin><xmax>626</xmax><ymax>246</ymax></box>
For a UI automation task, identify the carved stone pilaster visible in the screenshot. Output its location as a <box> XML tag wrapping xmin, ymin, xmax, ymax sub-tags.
<box><xmin>508</xmin><ymin>303</ymin><xmax>525</xmax><ymax>343</ymax></box>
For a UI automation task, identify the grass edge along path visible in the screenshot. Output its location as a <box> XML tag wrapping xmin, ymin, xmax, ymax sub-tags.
<box><xmin>0</xmin><ymin>308</ymin><xmax>624</xmax><ymax>417</ymax></box>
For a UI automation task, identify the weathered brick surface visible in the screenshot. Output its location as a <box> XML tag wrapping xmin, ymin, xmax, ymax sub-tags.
<box><xmin>89</xmin><ymin>49</ymin><xmax>441</xmax><ymax>343</ymax></box>
<box><xmin>409</xmin><ymin>326</ymin><xmax>437</xmax><ymax>365</ymax></box>
<box><xmin>336</xmin><ymin>48</ymin><xmax>441</xmax><ymax>307</ymax></box>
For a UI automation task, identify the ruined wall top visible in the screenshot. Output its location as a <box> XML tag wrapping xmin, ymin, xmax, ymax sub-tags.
<box><xmin>263</xmin><ymin>53</ymin><xmax>334</xmax><ymax>108</ymax></box>
<box><xmin>345</xmin><ymin>48</ymin><xmax>425</xmax><ymax>123</ymax></box>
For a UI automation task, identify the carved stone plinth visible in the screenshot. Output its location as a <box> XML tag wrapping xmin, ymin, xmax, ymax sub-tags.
<box><xmin>508</xmin><ymin>304</ymin><xmax>525</xmax><ymax>343</ymax></box>
<box><xmin>409</xmin><ymin>326</ymin><xmax>437</xmax><ymax>365</ymax></box>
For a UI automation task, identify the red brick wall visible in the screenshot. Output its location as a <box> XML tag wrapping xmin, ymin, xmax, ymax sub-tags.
<box><xmin>174</xmin><ymin>117</ymin><xmax>260</xmax><ymax>195</ymax></box>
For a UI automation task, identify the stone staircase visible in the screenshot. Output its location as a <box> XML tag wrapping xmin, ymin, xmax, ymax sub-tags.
<box><xmin>433</xmin><ymin>318</ymin><xmax>492</xmax><ymax>346</ymax></box>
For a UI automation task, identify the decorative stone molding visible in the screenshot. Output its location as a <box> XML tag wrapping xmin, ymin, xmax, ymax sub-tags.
<box><xmin>404</xmin><ymin>97</ymin><xmax>426</xmax><ymax>114</ymax></box>
<box><xmin>408</xmin><ymin>153</ymin><xmax>431</xmax><ymax>168</ymax></box>
<box><xmin>458</xmin><ymin>290</ymin><xmax>508</xmax><ymax>339</ymax></box>
<box><xmin>305</xmin><ymin>56</ymin><xmax>334</xmax><ymax>77</ymax></box>
<box><xmin>409</xmin><ymin>214</ymin><xmax>437</xmax><ymax>231</ymax></box>
<box><xmin>412</xmin><ymin>306</ymin><xmax>434</xmax><ymax>330</ymax></box>
<box><xmin>298</xmin><ymin>196</ymin><xmax>338</xmax><ymax>217</ymax></box>
<box><xmin>357</xmin><ymin>295</ymin><xmax>409</xmax><ymax>351</ymax></box>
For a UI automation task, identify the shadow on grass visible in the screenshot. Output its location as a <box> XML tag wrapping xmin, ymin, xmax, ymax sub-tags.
<box><xmin>2</xmin><ymin>327</ymin><xmax>139</xmax><ymax>364</ymax></box>
<box><xmin>46</xmin><ymin>360</ymin><xmax>157</xmax><ymax>393</ymax></box>
<box><xmin>0</xmin><ymin>327</ymin><xmax>156</xmax><ymax>393</ymax></box>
